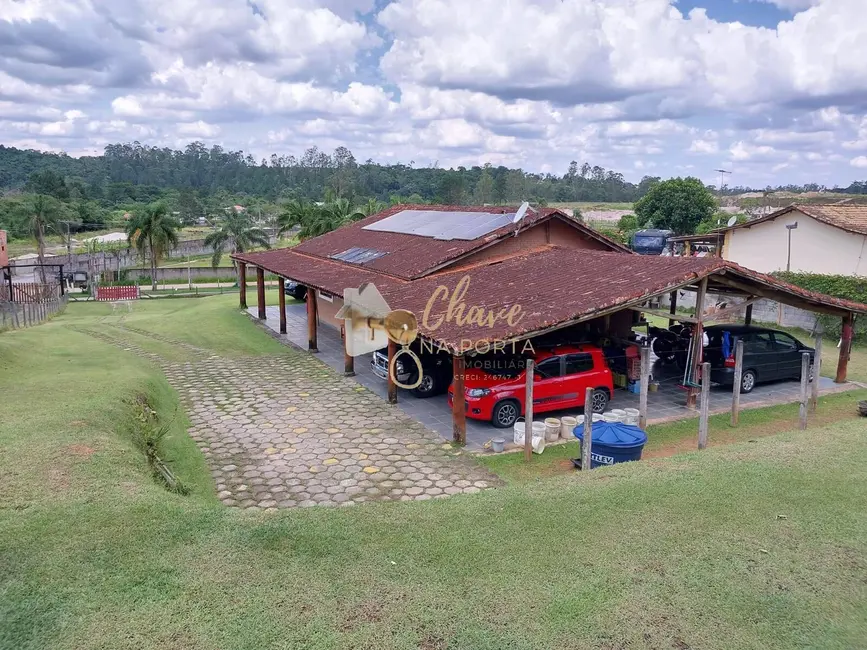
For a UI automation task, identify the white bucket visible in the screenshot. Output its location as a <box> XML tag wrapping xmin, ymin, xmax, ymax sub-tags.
<box><xmin>624</xmin><ymin>408</ymin><xmax>640</xmax><ymax>426</ymax></box>
<box><xmin>513</xmin><ymin>419</ymin><xmax>526</xmax><ymax>446</ymax></box>
<box><xmin>532</xmin><ymin>434</ymin><xmax>546</xmax><ymax>454</ymax></box>
<box><xmin>610</xmin><ymin>409</ymin><xmax>627</xmax><ymax>422</ymax></box>
<box><xmin>544</xmin><ymin>418</ymin><xmax>561</xmax><ymax>442</ymax></box>
<box><xmin>532</xmin><ymin>421</ymin><xmax>546</xmax><ymax>438</ymax></box>
<box><xmin>592</xmin><ymin>413</ymin><xmax>605</xmax><ymax>422</ymax></box>
<box><xmin>603</xmin><ymin>413</ymin><xmax>619</xmax><ymax>423</ymax></box>
<box><xmin>576</xmin><ymin>415</ymin><xmax>585</xmax><ymax>426</ymax></box>
<box><xmin>560</xmin><ymin>416</ymin><xmax>578</xmax><ymax>440</ymax></box>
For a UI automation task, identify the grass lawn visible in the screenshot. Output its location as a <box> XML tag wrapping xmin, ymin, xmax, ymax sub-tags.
<box><xmin>2</xmin><ymin>296</ymin><xmax>866</xmax><ymax>649</ymax></box>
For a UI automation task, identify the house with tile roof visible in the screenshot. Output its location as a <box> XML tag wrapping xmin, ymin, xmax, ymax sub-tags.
<box><xmin>235</xmin><ymin>203</ymin><xmax>867</xmax><ymax>443</ymax></box>
<box><xmin>717</xmin><ymin>204</ymin><xmax>867</xmax><ymax>276</ymax></box>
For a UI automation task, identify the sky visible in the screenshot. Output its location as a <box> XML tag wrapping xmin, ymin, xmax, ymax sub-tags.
<box><xmin>1</xmin><ymin>0</ymin><xmax>867</xmax><ymax>188</ymax></box>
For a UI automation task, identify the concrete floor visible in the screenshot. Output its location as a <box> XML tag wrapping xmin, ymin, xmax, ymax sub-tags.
<box><xmin>253</xmin><ymin>303</ymin><xmax>846</xmax><ymax>450</ymax></box>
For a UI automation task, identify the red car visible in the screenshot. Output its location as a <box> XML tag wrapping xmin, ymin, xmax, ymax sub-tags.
<box><xmin>448</xmin><ymin>345</ymin><xmax>614</xmax><ymax>428</ymax></box>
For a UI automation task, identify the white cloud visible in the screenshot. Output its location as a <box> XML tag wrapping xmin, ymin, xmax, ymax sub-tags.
<box><xmin>851</xmin><ymin>156</ymin><xmax>867</xmax><ymax>169</ymax></box>
<box><xmin>688</xmin><ymin>139</ymin><xmax>719</xmax><ymax>154</ymax></box>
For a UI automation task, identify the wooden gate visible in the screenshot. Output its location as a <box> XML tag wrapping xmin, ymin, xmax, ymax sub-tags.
<box><xmin>3</xmin><ymin>283</ymin><xmax>59</xmax><ymax>303</ymax></box>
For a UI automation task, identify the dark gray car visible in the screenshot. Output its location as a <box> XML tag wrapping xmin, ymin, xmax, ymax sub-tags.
<box><xmin>704</xmin><ymin>325</ymin><xmax>815</xmax><ymax>393</ymax></box>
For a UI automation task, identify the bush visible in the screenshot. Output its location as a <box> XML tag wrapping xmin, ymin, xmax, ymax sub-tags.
<box><xmin>774</xmin><ymin>271</ymin><xmax>867</xmax><ymax>342</ymax></box>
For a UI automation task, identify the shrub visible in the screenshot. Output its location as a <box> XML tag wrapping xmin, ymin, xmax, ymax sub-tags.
<box><xmin>774</xmin><ymin>271</ymin><xmax>867</xmax><ymax>342</ymax></box>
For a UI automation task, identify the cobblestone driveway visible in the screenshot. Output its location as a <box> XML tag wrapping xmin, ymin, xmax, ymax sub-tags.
<box><xmin>71</xmin><ymin>323</ymin><xmax>498</xmax><ymax>509</ymax></box>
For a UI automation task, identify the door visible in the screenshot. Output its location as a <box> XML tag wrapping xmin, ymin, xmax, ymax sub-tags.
<box><xmin>564</xmin><ymin>353</ymin><xmax>595</xmax><ymax>408</ymax></box>
<box><xmin>742</xmin><ymin>331</ymin><xmax>778</xmax><ymax>381</ymax></box>
<box><xmin>531</xmin><ymin>356</ymin><xmax>565</xmax><ymax>413</ymax></box>
<box><xmin>771</xmin><ymin>331</ymin><xmax>804</xmax><ymax>379</ymax></box>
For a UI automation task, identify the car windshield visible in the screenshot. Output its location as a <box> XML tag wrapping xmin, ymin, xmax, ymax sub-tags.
<box><xmin>634</xmin><ymin>235</ymin><xmax>664</xmax><ymax>248</ymax></box>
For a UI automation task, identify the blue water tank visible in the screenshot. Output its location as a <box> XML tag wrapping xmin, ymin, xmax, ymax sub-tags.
<box><xmin>573</xmin><ymin>421</ymin><xmax>648</xmax><ymax>468</ymax></box>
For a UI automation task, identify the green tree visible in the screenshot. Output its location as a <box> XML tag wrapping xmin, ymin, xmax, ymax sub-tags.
<box><xmin>23</xmin><ymin>194</ymin><xmax>66</xmax><ymax>281</ymax></box>
<box><xmin>473</xmin><ymin>165</ymin><xmax>495</xmax><ymax>204</ymax></box>
<box><xmin>205</xmin><ymin>208</ymin><xmax>271</xmax><ymax>287</ymax></box>
<box><xmin>126</xmin><ymin>201</ymin><xmax>180</xmax><ymax>291</ymax></box>
<box><xmin>634</xmin><ymin>177</ymin><xmax>717</xmax><ymax>234</ymax></box>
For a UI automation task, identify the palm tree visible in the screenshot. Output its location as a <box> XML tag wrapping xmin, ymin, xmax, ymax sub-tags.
<box><xmin>25</xmin><ymin>194</ymin><xmax>62</xmax><ymax>282</ymax></box>
<box><xmin>126</xmin><ymin>202</ymin><xmax>180</xmax><ymax>291</ymax></box>
<box><xmin>278</xmin><ymin>198</ymin><xmax>366</xmax><ymax>242</ymax></box>
<box><xmin>361</xmin><ymin>198</ymin><xmax>386</xmax><ymax>217</ymax></box>
<box><xmin>205</xmin><ymin>209</ymin><xmax>271</xmax><ymax>287</ymax></box>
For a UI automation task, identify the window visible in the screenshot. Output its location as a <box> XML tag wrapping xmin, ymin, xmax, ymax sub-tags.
<box><xmin>744</xmin><ymin>332</ymin><xmax>773</xmax><ymax>353</ymax></box>
<box><xmin>317</xmin><ymin>290</ymin><xmax>334</xmax><ymax>303</ymax></box>
<box><xmin>773</xmin><ymin>332</ymin><xmax>799</xmax><ymax>351</ymax></box>
<box><xmin>535</xmin><ymin>357</ymin><xmax>562</xmax><ymax>379</ymax></box>
<box><xmin>564</xmin><ymin>353</ymin><xmax>594</xmax><ymax>375</ymax></box>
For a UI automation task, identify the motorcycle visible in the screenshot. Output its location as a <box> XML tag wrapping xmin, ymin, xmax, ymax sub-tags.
<box><xmin>649</xmin><ymin>323</ymin><xmax>694</xmax><ymax>367</ymax></box>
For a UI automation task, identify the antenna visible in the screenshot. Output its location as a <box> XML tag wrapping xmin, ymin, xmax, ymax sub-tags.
<box><xmin>726</xmin><ymin>216</ymin><xmax>737</xmax><ymax>228</ymax></box>
<box><xmin>714</xmin><ymin>169</ymin><xmax>732</xmax><ymax>196</ymax></box>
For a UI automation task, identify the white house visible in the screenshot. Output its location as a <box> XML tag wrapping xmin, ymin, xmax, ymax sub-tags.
<box><xmin>719</xmin><ymin>204</ymin><xmax>867</xmax><ymax>276</ymax></box>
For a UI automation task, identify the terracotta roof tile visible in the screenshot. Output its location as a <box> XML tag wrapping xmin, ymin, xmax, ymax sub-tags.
<box><xmin>236</xmin><ymin>246</ymin><xmax>867</xmax><ymax>353</ymax></box>
<box><xmin>719</xmin><ymin>203</ymin><xmax>867</xmax><ymax>236</ymax></box>
<box><xmin>292</xmin><ymin>204</ymin><xmax>629</xmax><ymax>279</ymax></box>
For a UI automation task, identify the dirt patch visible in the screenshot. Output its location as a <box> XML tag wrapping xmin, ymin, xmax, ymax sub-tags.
<box><xmin>339</xmin><ymin>599</ymin><xmax>384</xmax><ymax>632</ymax></box>
<box><xmin>419</xmin><ymin>634</ymin><xmax>448</xmax><ymax>650</ymax></box>
<box><xmin>66</xmin><ymin>444</ymin><xmax>95</xmax><ymax>457</ymax></box>
<box><xmin>47</xmin><ymin>467</ymin><xmax>70</xmax><ymax>491</ymax></box>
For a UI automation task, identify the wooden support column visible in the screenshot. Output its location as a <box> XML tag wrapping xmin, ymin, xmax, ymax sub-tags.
<box><xmin>686</xmin><ymin>277</ymin><xmax>708</xmax><ymax>409</ymax></box>
<box><xmin>638</xmin><ymin>345</ymin><xmax>650</xmax><ymax>430</ymax></box>
<box><xmin>256</xmin><ymin>267</ymin><xmax>266</xmax><ymax>320</ymax></box>
<box><xmin>744</xmin><ymin>303</ymin><xmax>753</xmax><ymax>326</ymax></box>
<box><xmin>238</xmin><ymin>262</ymin><xmax>247</xmax><ymax>309</ymax></box>
<box><xmin>835</xmin><ymin>312</ymin><xmax>854</xmax><ymax>383</ymax></box>
<box><xmin>698</xmin><ymin>362</ymin><xmax>711</xmax><ymax>450</ymax></box>
<box><xmin>524</xmin><ymin>359</ymin><xmax>535</xmax><ymax>461</ymax></box>
<box><xmin>799</xmin><ymin>352</ymin><xmax>810</xmax><ymax>430</ymax></box>
<box><xmin>306</xmin><ymin>287</ymin><xmax>318</xmax><ymax>352</ymax></box>
<box><xmin>668</xmin><ymin>290</ymin><xmax>678</xmax><ymax>328</ymax></box>
<box><xmin>452</xmin><ymin>354</ymin><xmax>466</xmax><ymax>445</ymax></box>
<box><xmin>731</xmin><ymin>339</ymin><xmax>744</xmax><ymax>427</ymax></box>
<box><xmin>387</xmin><ymin>339</ymin><xmax>398</xmax><ymax>404</ymax></box>
<box><xmin>342</xmin><ymin>325</ymin><xmax>355</xmax><ymax>377</ymax></box>
<box><xmin>810</xmin><ymin>331</ymin><xmax>822</xmax><ymax>412</ymax></box>
<box><xmin>278</xmin><ymin>277</ymin><xmax>287</xmax><ymax>334</ymax></box>
<box><xmin>582</xmin><ymin>387</ymin><xmax>594</xmax><ymax>470</ymax></box>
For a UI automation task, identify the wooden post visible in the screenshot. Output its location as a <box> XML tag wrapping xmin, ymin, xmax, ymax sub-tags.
<box><xmin>277</xmin><ymin>277</ymin><xmax>287</xmax><ymax>334</ymax></box>
<box><xmin>238</xmin><ymin>262</ymin><xmax>247</xmax><ymax>309</ymax></box>
<box><xmin>698</xmin><ymin>361</ymin><xmax>710</xmax><ymax>450</ymax></box>
<box><xmin>524</xmin><ymin>359</ymin><xmax>534</xmax><ymax>461</ymax></box>
<box><xmin>342</xmin><ymin>325</ymin><xmax>355</xmax><ymax>377</ymax></box>
<box><xmin>668</xmin><ymin>290</ymin><xmax>678</xmax><ymax>328</ymax></box>
<box><xmin>810</xmin><ymin>332</ymin><xmax>822</xmax><ymax>413</ymax></box>
<box><xmin>744</xmin><ymin>303</ymin><xmax>753</xmax><ymax>326</ymax></box>
<box><xmin>582</xmin><ymin>387</ymin><xmax>593</xmax><ymax>470</ymax></box>
<box><xmin>835</xmin><ymin>313</ymin><xmax>854</xmax><ymax>384</ymax></box>
<box><xmin>686</xmin><ymin>277</ymin><xmax>708</xmax><ymax>409</ymax></box>
<box><xmin>256</xmin><ymin>267</ymin><xmax>266</xmax><ymax>320</ymax></box>
<box><xmin>730</xmin><ymin>339</ymin><xmax>744</xmax><ymax>427</ymax></box>
<box><xmin>306</xmin><ymin>287</ymin><xmax>318</xmax><ymax>352</ymax></box>
<box><xmin>638</xmin><ymin>344</ymin><xmax>650</xmax><ymax>430</ymax></box>
<box><xmin>387</xmin><ymin>338</ymin><xmax>398</xmax><ymax>405</ymax></box>
<box><xmin>799</xmin><ymin>352</ymin><xmax>810</xmax><ymax>430</ymax></box>
<box><xmin>452</xmin><ymin>354</ymin><xmax>466</xmax><ymax>445</ymax></box>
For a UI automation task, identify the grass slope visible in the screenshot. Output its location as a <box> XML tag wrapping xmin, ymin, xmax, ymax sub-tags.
<box><xmin>1</xmin><ymin>297</ymin><xmax>866</xmax><ymax>650</ymax></box>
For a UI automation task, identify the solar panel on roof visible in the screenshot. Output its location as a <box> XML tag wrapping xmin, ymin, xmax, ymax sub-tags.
<box><xmin>363</xmin><ymin>210</ymin><xmax>516</xmax><ymax>241</ymax></box>
<box><xmin>330</xmin><ymin>247</ymin><xmax>387</xmax><ymax>264</ymax></box>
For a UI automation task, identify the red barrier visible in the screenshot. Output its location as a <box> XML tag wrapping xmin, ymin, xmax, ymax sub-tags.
<box><xmin>96</xmin><ymin>286</ymin><xmax>140</xmax><ymax>301</ymax></box>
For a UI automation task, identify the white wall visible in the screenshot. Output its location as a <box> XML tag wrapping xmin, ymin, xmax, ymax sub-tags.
<box><xmin>725</xmin><ymin>212</ymin><xmax>867</xmax><ymax>276</ymax></box>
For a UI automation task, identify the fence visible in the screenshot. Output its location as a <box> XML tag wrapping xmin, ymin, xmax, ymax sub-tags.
<box><xmin>0</xmin><ymin>295</ymin><xmax>68</xmax><ymax>331</ymax></box>
<box><xmin>95</xmin><ymin>285</ymin><xmax>140</xmax><ymax>301</ymax></box>
<box><xmin>1</xmin><ymin>282</ymin><xmax>61</xmax><ymax>303</ymax></box>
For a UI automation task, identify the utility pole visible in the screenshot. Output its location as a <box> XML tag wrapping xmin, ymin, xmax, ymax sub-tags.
<box><xmin>714</xmin><ymin>169</ymin><xmax>731</xmax><ymax>199</ymax></box>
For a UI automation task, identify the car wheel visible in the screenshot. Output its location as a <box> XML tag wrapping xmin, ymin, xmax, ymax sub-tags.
<box><xmin>412</xmin><ymin>372</ymin><xmax>438</xmax><ymax>398</ymax></box>
<box><xmin>491</xmin><ymin>400</ymin><xmax>519</xmax><ymax>428</ymax></box>
<box><xmin>741</xmin><ymin>369</ymin><xmax>757</xmax><ymax>394</ymax></box>
<box><xmin>590</xmin><ymin>389</ymin><xmax>609</xmax><ymax>413</ymax></box>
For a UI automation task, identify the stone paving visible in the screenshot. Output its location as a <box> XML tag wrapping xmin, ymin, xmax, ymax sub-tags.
<box><xmin>69</xmin><ymin>322</ymin><xmax>499</xmax><ymax>509</ymax></box>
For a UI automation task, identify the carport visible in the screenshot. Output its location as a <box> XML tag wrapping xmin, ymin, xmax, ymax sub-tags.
<box><xmin>235</xmin><ymin>246</ymin><xmax>865</xmax><ymax>448</ymax></box>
